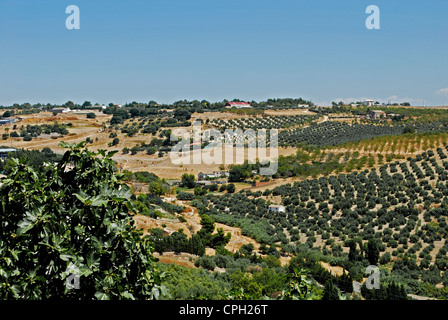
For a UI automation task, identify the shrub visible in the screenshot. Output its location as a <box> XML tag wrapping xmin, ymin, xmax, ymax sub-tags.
<box><xmin>176</xmin><ymin>191</ymin><xmax>195</xmax><ymax>200</ymax></box>
<box><xmin>227</xmin><ymin>183</ymin><xmax>236</xmax><ymax>193</ymax></box>
<box><xmin>181</xmin><ymin>173</ymin><xmax>196</xmax><ymax>189</ymax></box>
<box><xmin>111</xmin><ymin>137</ymin><xmax>120</xmax><ymax>146</ymax></box>
<box><xmin>379</xmin><ymin>252</ymin><xmax>391</xmax><ymax>265</ymax></box>
<box><xmin>194</xmin><ymin>256</ymin><xmax>216</xmax><ymax>271</ymax></box>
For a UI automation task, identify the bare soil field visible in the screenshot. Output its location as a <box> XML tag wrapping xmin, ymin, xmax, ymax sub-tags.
<box><xmin>153</xmin><ymin>252</ymin><xmax>198</xmax><ymax>268</ymax></box>
<box><xmin>2</xmin><ymin>112</ymin><xmax>300</xmax><ymax>181</ymax></box>
<box><xmin>3</xmin><ymin>112</ymin><xmax>113</xmax><ymax>153</ymax></box>
<box><xmin>320</xmin><ymin>261</ymin><xmax>347</xmax><ymax>277</ymax></box>
<box><xmin>118</xmin><ymin>146</ymin><xmax>298</xmax><ymax>180</ymax></box>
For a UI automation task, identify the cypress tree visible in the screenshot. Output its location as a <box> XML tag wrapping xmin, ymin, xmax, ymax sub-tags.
<box><xmin>322</xmin><ymin>279</ymin><xmax>340</xmax><ymax>300</ymax></box>
<box><xmin>348</xmin><ymin>240</ymin><xmax>358</xmax><ymax>262</ymax></box>
<box><xmin>367</xmin><ymin>238</ymin><xmax>380</xmax><ymax>265</ymax></box>
<box><xmin>386</xmin><ymin>281</ymin><xmax>397</xmax><ymax>299</ymax></box>
<box><xmin>376</xmin><ymin>283</ymin><xmax>387</xmax><ymax>300</ymax></box>
<box><xmin>399</xmin><ymin>283</ymin><xmax>408</xmax><ymax>300</ymax></box>
<box><xmin>194</xmin><ymin>235</ymin><xmax>205</xmax><ymax>256</ymax></box>
<box><xmin>339</xmin><ymin>271</ymin><xmax>353</xmax><ymax>293</ymax></box>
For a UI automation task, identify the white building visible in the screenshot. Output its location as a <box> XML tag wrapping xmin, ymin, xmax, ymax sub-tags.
<box><xmin>214</xmin><ymin>171</ymin><xmax>229</xmax><ymax>177</ymax></box>
<box><xmin>268</xmin><ymin>204</ymin><xmax>286</xmax><ymax>213</ymax></box>
<box><xmin>225</xmin><ymin>102</ymin><xmax>251</xmax><ymax>109</ymax></box>
<box><xmin>364</xmin><ymin>99</ymin><xmax>375</xmax><ymax>107</ymax></box>
<box><xmin>368</xmin><ymin>110</ymin><xmax>385</xmax><ymax>120</ymax></box>
<box><xmin>51</xmin><ymin>107</ymin><xmax>71</xmax><ymax>114</ymax></box>
<box><xmin>198</xmin><ymin>171</ymin><xmax>229</xmax><ymax>180</ymax></box>
<box><xmin>198</xmin><ymin>172</ymin><xmax>217</xmax><ymax>180</ymax></box>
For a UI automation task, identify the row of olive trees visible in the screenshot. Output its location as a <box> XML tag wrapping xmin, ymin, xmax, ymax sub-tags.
<box><xmin>201</xmin><ymin>148</ymin><xmax>448</xmax><ymax>282</ymax></box>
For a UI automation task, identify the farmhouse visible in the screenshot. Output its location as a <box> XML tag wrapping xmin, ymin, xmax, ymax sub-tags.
<box><xmin>268</xmin><ymin>204</ymin><xmax>286</xmax><ymax>213</ymax></box>
<box><xmin>364</xmin><ymin>99</ymin><xmax>375</xmax><ymax>107</ymax></box>
<box><xmin>214</xmin><ymin>170</ymin><xmax>229</xmax><ymax>177</ymax></box>
<box><xmin>198</xmin><ymin>172</ymin><xmax>216</xmax><ymax>180</ymax></box>
<box><xmin>51</xmin><ymin>107</ymin><xmax>71</xmax><ymax>114</ymax></box>
<box><xmin>198</xmin><ymin>171</ymin><xmax>229</xmax><ymax>180</ymax></box>
<box><xmin>368</xmin><ymin>110</ymin><xmax>385</xmax><ymax>120</ymax></box>
<box><xmin>225</xmin><ymin>102</ymin><xmax>251</xmax><ymax>109</ymax></box>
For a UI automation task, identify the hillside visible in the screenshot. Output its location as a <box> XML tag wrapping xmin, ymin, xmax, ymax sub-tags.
<box><xmin>3</xmin><ymin>106</ymin><xmax>448</xmax><ymax>299</ymax></box>
<box><xmin>197</xmin><ymin>147</ymin><xmax>448</xmax><ymax>294</ymax></box>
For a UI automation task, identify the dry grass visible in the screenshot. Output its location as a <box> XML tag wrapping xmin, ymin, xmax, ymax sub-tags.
<box><xmin>320</xmin><ymin>261</ymin><xmax>347</xmax><ymax>277</ymax></box>
<box><xmin>1</xmin><ymin>112</ymin><xmax>302</xmax><ymax>181</ymax></box>
<box><xmin>117</xmin><ymin>146</ymin><xmax>297</xmax><ymax>180</ymax></box>
<box><xmin>133</xmin><ymin>200</ymin><xmax>261</xmax><ymax>255</ymax></box>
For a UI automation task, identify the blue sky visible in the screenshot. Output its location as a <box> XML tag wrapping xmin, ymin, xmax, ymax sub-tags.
<box><xmin>0</xmin><ymin>0</ymin><xmax>447</xmax><ymax>106</ymax></box>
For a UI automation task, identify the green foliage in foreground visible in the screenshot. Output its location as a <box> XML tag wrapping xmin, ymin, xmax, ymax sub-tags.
<box><xmin>0</xmin><ymin>142</ymin><xmax>165</xmax><ymax>300</ymax></box>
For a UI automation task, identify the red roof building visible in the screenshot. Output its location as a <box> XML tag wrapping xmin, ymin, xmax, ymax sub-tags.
<box><xmin>225</xmin><ymin>102</ymin><xmax>251</xmax><ymax>108</ymax></box>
